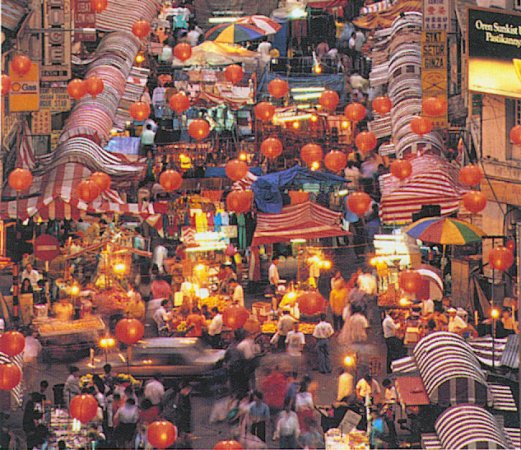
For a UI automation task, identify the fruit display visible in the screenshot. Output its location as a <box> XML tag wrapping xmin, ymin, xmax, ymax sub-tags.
<box><xmin>81</xmin><ymin>373</ymin><xmax>140</xmax><ymax>389</ymax></box>
<box><xmin>198</xmin><ymin>295</ymin><xmax>228</xmax><ymax>312</ymax></box>
<box><xmin>93</xmin><ymin>289</ymin><xmax>129</xmax><ymax>316</ymax></box>
<box><xmin>38</xmin><ymin>316</ymin><xmax>105</xmax><ymax>337</ymax></box>
<box><xmin>261</xmin><ymin>321</ymin><xmax>316</xmax><ymax>335</ymax></box>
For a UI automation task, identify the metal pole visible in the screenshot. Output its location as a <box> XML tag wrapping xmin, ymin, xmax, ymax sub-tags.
<box><xmin>516</xmin><ymin>222</ymin><xmax>521</xmax><ymax>432</ymax></box>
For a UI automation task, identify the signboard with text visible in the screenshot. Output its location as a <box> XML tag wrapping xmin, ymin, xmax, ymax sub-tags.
<box><xmin>421</xmin><ymin>31</ymin><xmax>448</xmax><ymax>128</ymax></box>
<box><xmin>468</xmin><ymin>7</ymin><xmax>521</xmax><ymax>99</ymax></box>
<box><xmin>41</xmin><ymin>0</ymin><xmax>72</xmax><ymax>81</ymax></box>
<box><xmin>9</xmin><ymin>62</ymin><xmax>40</xmax><ymax>112</ymax></box>
<box><xmin>40</xmin><ymin>87</ymin><xmax>71</xmax><ymax>112</ymax></box>
<box><xmin>73</xmin><ymin>0</ymin><xmax>96</xmax><ymax>42</ymax></box>
<box><xmin>423</xmin><ymin>0</ymin><xmax>450</xmax><ymax>30</ymax></box>
<box><xmin>32</xmin><ymin>111</ymin><xmax>52</xmax><ymax>135</ymax></box>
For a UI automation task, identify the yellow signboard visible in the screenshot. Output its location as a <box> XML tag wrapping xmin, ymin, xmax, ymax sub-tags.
<box><xmin>421</xmin><ymin>31</ymin><xmax>448</xmax><ymax>129</ymax></box>
<box><xmin>9</xmin><ymin>62</ymin><xmax>40</xmax><ymax>112</ymax></box>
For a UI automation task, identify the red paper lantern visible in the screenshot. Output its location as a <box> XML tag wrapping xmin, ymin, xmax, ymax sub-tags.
<box><xmin>173</xmin><ymin>43</ymin><xmax>192</xmax><ymax>62</ymax></box>
<box><xmin>390</xmin><ymin>159</ymin><xmax>412</xmax><ymax>180</ymax></box>
<box><xmin>223</xmin><ymin>304</ymin><xmax>250</xmax><ymax>330</ymax></box>
<box><xmin>132</xmin><ymin>20</ymin><xmax>151</xmax><ymax>39</ymax></box>
<box><xmin>268</xmin><ymin>78</ymin><xmax>289</xmax><ymax>99</ymax></box>
<box><xmin>69</xmin><ymin>394</ymin><xmax>98</xmax><ymax>423</ymax></box>
<box><xmin>399</xmin><ymin>270</ymin><xmax>422</xmax><ymax>294</ymax></box>
<box><xmin>224</xmin><ymin>65</ymin><xmax>244</xmax><ymax>84</ymax></box>
<box><xmin>260</xmin><ymin>137</ymin><xmax>283</xmax><ymax>159</ymax></box>
<box><xmin>347</xmin><ymin>192</ymin><xmax>371</xmax><ymax>216</ymax></box>
<box><xmin>300</xmin><ymin>143</ymin><xmax>323</xmax><ymax>166</ymax></box>
<box><xmin>410</xmin><ymin>116</ymin><xmax>433</xmax><ymax>135</ymax></box>
<box><xmin>169</xmin><ymin>92</ymin><xmax>190</xmax><ymax>114</ymax></box>
<box><xmin>8</xmin><ymin>168</ymin><xmax>33</xmax><ymax>191</ymax></box>
<box><xmin>355</xmin><ymin>131</ymin><xmax>377</xmax><ymax>153</ymax></box>
<box><xmin>11</xmin><ymin>55</ymin><xmax>31</xmax><ymax>76</ymax></box>
<box><xmin>159</xmin><ymin>169</ymin><xmax>183</xmax><ymax>192</ymax></box>
<box><xmin>225</xmin><ymin>159</ymin><xmax>248</xmax><ymax>181</ymax></box>
<box><xmin>0</xmin><ymin>364</ymin><xmax>21</xmax><ymax>390</ymax></box>
<box><xmin>344</xmin><ymin>103</ymin><xmax>366</xmax><ymax>122</ymax></box>
<box><xmin>324</xmin><ymin>150</ymin><xmax>347</xmax><ymax>172</ymax></box>
<box><xmin>90</xmin><ymin>172</ymin><xmax>111</xmax><ymax>192</ymax></box>
<box><xmin>319</xmin><ymin>90</ymin><xmax>339</xmax><ymax>111</ymax></box>
<box><xmin>67</xmin><ymin>79</ymin><xmax>87</xmax><ymax>100</ymax></box>
<box><xmin>458</xmin><ymin>164</ymin><xmax>484</xmax><ymax>186</ymax></box>
<box><xmin>506</xmin><ymin>240</ymin><xmax>515</xmax><ymax>252</ymax></box>
<box><xmin>90</xmin><ymin>0</ymin><xmax>108</xmax><ymax>13</ymax></box>
<box><xmin>129</xmin><ymin>101</ymin><xmax>151</xmax><ymax>121</ymax></box>
<box><xmin>226</xmin><ymin>191</ymin><xmax>253</xmax><ymax>213</ymax></box>
<box><xmin>489</xmin><ymin>246</ymin><xmax>514</xmax><ymax>271</ymax></box>
<box><xmin>115</xmin><ymin>318</ymin><xmax>144</xmax><ymax>345</ymax></box>
<box><xmin>1</xmin><ymin>75</ymin><xmax>11</xmax><ymax>95</ymax></box>
<box><xmin>214</xmin><ymin>440</ymin><xmax>243</xmax><ymax>450</ymax></box>
<box><xmin>254</xmin><ymin>102</ymin><xmax>275</xmax><ymax>122</ymax></box>
<box><xmin>188</xmin><ymin>119</ymin><xmax>210</xmax><ymax>140</ymax></box>
<box><xmin>77</xmin><ymin>180</ymin><xmax>101</xmax><ymax>203</ymax></box>
<box><xmin>372</xmin><ymin>96</ymin><xmax>392</xmax><ymax>115</ymax></box>
<box><xmin>510</xmin><ymin>125</ymin><xmax>521</xmax><ymax>145</ymax></box>
<box><xmin>298</xmin><ymin>292</ymin><xmax>326</xmax><ymax>315</ymax></box>
<box><xmin>422</xmin><ymin>96</ymin><xmax>446</xmax><ymax>116</ymax></box>
<box><xmin>147</xmin><ymin>421</ymin><xmax>177</xmax><ymax>449</ymax></box>
<box><xmin>0</xmin><ymin>331</ymin><xmax>25</xmax><ymax>357</ymax></box>
<box><xmin>85</xmin><ymin>76</ymin><xmax>104</xmax><ymax>98</ymax></box>
<box><xmin>462</xmin><ymin>190</ymin><xmax>486</xmax><ymax>214</ymax></box>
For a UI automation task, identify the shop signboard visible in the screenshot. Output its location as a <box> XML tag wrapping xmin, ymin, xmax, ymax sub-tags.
<box><xmin>40</xmin><ymin>87</ymin><xmax>71</xmax><ymax>112</ymax></box>
<box><xmin>32</xmin><ymin>111</ymin><xmax>52</xmax><ymax>135</ymax></box>
<box><xmin>9</xmin><ymin>62</ymin><xmax>40</xmax><ymax>112</ymax></box>
<box><xmin>34</xmin><ymin>234</ymin><xmax>61</xmax><ymax>261</ymax></box>
<box><xmin>73</xmin><ymin>0</ymin><xmax>96</xmax><ymax>42</ymax></box>
<box><xmin>468</xmin><ymin>7</ymin><xmax>521</xmax><ymax>99</ymax></box>
<box><xmin>423</xmin><ymin>0</ymin><xmax>450</xmax><ymax>30</ymax></box>
<box><xmin>41</xmin><ymin>0</ymin><xmax>72</xmax><ymax>81</ymax></box>
<box><xmin>421</xmin><ymin>31</ymin><xmax>448</xmax><ymax>129</ymax></box>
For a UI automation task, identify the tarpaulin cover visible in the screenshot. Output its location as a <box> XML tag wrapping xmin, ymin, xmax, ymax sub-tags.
<box><xmin>205</xmin><ymin>167</ymin><xmax>263</xmax><ymax>178</ymax></box>
<box><xmin>252</xmin><ymin>165</ymin><xmax>346</xmax><ymax>213</ymax></box>
<box><xmin>252</xmin><ymin>201</ymin><xmax>349</xmax><ymax>245</ymax></box>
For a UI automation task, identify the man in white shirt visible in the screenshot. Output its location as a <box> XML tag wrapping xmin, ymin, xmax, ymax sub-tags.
<box><xmin>230</xmin><ymin>279</ymin><xmax>244</xmax><ymax>307</ymax></box>
<box><xmin>257</xmin><ymin>38</ymin><xmax>272</xmax><ymax>64</ymax></box>
<box><xmin>268</xmin><ymin>256</ymin><xmax>280</xmax><ymax>288</ymax></box>
<box><xmin>447</xmin><ymin>307</ymin><xmax>467</xmax><ymax>334</ymax></box>
<box><xmin>186</xmin><ymin>24</ymin><xmax>201</xmax><ymax>47</ymax></box>
<box><xmin>382</xmin><ymin>311</ymin><xmax>403</xmax><ymax>373</ymax></box>
<box><xmin>286</xmin><ymin>322</ymin><xmax>305</xmax><ymax>373</ymax></box>
<box><xmin>208</xmin><ymin>307</ymin><xmax>223</xmax><ymax>348</ymax></box>
<box><xmin>276</xmin><ymin>310</ymin><xmax>295</xmax><ymax>351</ymax></box>
<box><xmin>152</xmin><ymin>242</ymin><xmax>168</xmax><ymax>274</ymax></box>
<box><xmin>153</xmin><ymin>299</ymin><xmax>171</xmax><ymax>336</ymax></box>
<box><xmin>21</xmin><ymin>263</ymin><xmax>40</xmax><ymax>290</ymax></box>
<box><xmin>144</xmin><ymin>375</ymin><xmax>165</xmax><ymax>406</ymax></box>
<box><xmin>313</xmin><ymin>314</ymin><xmax>334</xmax><ymax>373</ymax></box>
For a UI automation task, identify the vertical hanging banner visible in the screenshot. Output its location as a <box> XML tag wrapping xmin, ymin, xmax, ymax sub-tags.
<box><xmin>41</xmin><ymin>0</ymin><xmax>72</xmax><ymax>81</ymax></box>
<box><xmin>73</xmin><ymin>0</ymin><xmax>96</xmax><ymax>42</ymax></box>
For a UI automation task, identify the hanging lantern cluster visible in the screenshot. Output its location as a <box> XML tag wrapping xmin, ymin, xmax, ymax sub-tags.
<box><xmin>0</xmin><ymin>364</ymin><xmax>22</xmax><ymax>390</ymax></box>
<box><xmin>462</xmin><ymin>190</ymin><xmax>486</xmax><ymax>214</ymax></box>
<box><xmin>115</xmin><ymin>318</ymin><xmax>144</xmax><ymax>345</ymax></box>
<box><xmin>458</xmin><ymin>164</ymin><xmax>483</xmax><ymax>186</ymax></box>
<box><xmin>390</xmin><ymin>159</ymin><xmax>412</xmax><ymax>180</ymax></box>
<box><xmin>70</xmin><ymin>394</ymin><xmax>98</xmax><ymax>423</ymax></box>
<box><xmin>254</xmin><ymin>102</ymin><xmax>275</xmax><ymax>122</ymax></box>
<box><xmin>147</xmin><ymin>421</ymin><xmax>177</xmax><ymax>449</ymax></box>
<box><xmin>85</xmin><ymin>76</ymin><xmax>104</xmax><ymax>98</ymax></box>
<box><xmin>399</xmin><ymin>270</ymin><xmax>422</xmax><ymax>294</ymax></box>
<box><xmin>67</xmin><ymin>79</ymin><xmax>87</xmax><ymax>100</ymax></box>
<box><xmin>0</xmin><ymin>331</ymin><xmax>25</xmax><ymax>357</ymax></box>
<box><xmin>90</xmin><ymin>0</ymin><xmax>108</xmax><ymax>13</ymax></box>
<box><xmin>132</xmin><ymin>20</ymin><xmax>151</xmax><ymax>39</ymax></box>
<box><xmin>489</xmin><ymin>246</ymin><xmax>514</xmax><ymax>271</ymax></box>
<box><xmin>226</xmin><ymin>191</ymin><xmax>253</xmax><ymax>213</ymax></box>
<box><xmin>224</xmin><ymin>65</ymin><xmax>244</xmax><ymax>84</ymax></box>
<box><xmin>344</xmin><ymin>103</ymin><xmax>366</xmax><ymax>122</ymax></box>
<box><xmin>300</xmin><ymin>144</ymin><xmax>323</xmax><ymax>167</ymax></box>
<box><xmin>410</xmin><ymin>116</ymin><xmax>433</xmax><ymax>135</ymax></box>
<box><xmin>1</xmin><ymin>75</ymin><xmax>11</xmax><ymax>95</ymax></box>
<box><xmin>174</xmin><ymin>43</ymin><xmax>192</xmax><ymax>61</ymax></box>
<box><xmin>129</xmin><ymin>101</ymin><xmax>151</xmax><ymax>121</ymax></box>
<box><xmin>355</xmin><ymin>131</ymin><xmax>377</xmax><ymax>154</ymax></box>
<box><xmin>324</xmin><ymin>150</ymin><xmax>347</xmax><ymax>172</ymax></box>
<box><xmin>225</xmin><ymin>159</ymin><xmax>248</xmax><ymax>181</ymax></box>
<box><xmin>188</xmin><ymin>119</ymin><xmax>210</xmax><ymax>140</ymax></box>
<box><xmin>169</xmin><ymin>92</ymin><xmax>190</xmax><ymax>114</ymax></box>
<box><xmin>76</xmin><ymin>172</ymin><xmax>112</xmax><ymax>203</ymax></box>
<box><xmin>346</xmin><ymin>192</ymin><xmax>371</xmax><ymax>216</ymax></box>
<box><xmin>318</xmin><ymin>90</ymin><xmax>339</xmax><ymax>111</ymax></box>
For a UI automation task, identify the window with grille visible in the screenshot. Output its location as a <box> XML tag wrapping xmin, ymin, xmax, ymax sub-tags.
<box><xmin>515</xmin><ymin>99</ymin><xmax>521</xmax><ymax>126</ymax></box>
<box><xmin>515</xmin><ymin>0</ymin><xmax>521</xmax><ymax>11</ymax></box>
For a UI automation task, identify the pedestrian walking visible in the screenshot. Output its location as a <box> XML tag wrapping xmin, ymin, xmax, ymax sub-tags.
<box><xmin>313</xmin><ymin>314</ymin><xmax>334</xmax><ymax>374</ymax></box>
<box><xmin>249</xmin><ymin>391</ymin><xmax>270</xmax><ymax>442</ymax></box>
<box><xmin>274</xmin><ymin>401</ymin><xmax>300</xmax><ymax>449</ymax></box>
<box><xmin>382</xmin><ymin>311</ymin><xmax>403</xmax><ymax>373</ymax></box>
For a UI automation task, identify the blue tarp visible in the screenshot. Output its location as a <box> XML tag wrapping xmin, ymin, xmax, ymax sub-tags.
<box><xmin>252</xmin><ymin>165</ymin><xmax>347</xmax><ymax>213</ymax></box>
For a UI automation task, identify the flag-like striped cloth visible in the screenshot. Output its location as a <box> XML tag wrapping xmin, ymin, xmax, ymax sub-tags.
<box><xmin>0</xmin><ymin>353</ymin><xmax>23</xmax><ymax>408</ymax></box>
<box><xmin>379</xmin><ymin>154</ymin><xmax>466</xmax><ymax>224</ymax></box>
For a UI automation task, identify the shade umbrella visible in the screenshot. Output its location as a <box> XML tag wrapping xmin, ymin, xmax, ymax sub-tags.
<box><xmin>404</xmin><ymin>217</ymin><xmax>485</xmax><ymax>245</ymax></box>
<box><xmin>404</xmin><ymin>217</ymin><xmax>486</xmax><ymax>276</ymax></box>
<box><xmin>205</xmin><ymin>23</ymin><xmax>267</xmax><ymax>43</ymax></box>
<box><xmin>236</xmin><ymin>15</ymin><xmax>281</xmax><ymax>34</ymax></box>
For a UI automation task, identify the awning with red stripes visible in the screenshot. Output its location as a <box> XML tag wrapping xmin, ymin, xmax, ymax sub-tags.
<box><xmin>252</xmin><ymin>200</ymin><xmax>349</xmax><ymax>245</ymax></box>
<box><xmin>379</xmin><ymin>154</ymin><xmax>467</xmax><ymax>225</ymax></box>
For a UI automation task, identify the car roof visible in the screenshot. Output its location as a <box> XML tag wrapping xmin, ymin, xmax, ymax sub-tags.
<box><xmin>135</xmin><ymin>337</ymin><xmax>202</xmax><ymax>350</ymax></box>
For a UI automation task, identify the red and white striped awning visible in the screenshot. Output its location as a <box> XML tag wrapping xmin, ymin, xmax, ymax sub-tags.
<box><xmin>252</xmin><ymin>200</ymin><xmax>349</xmax><ymax>245</ymax></box>
<box><xmin>1</xmin><ymin>163</ymin><xmax>155</xmax><ymax>220</ymax></box>
<box><xmin>95</xmin><ymin>0</ymin><xmax>161</xmax><ymax>32</ymax></box>
<box><xmin>379</xmin><ymin>153</ymin><xmax>467</xmax><ymax>224</ymax></box>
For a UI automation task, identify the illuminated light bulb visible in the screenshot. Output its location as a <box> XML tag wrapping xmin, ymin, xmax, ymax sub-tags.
<box><xmin>70</xmin><ymin>284</ymin><xmax>80</xmax><ymax>296</ymax></box>
<box><xmin>113</xmin><ymin>262</ymin><xmax>126</xmax><ymax>275</ymax></box>
<box><xmin>239</xmin><ymin>152</ymin><xmax>247</xmax><ymax>161</ymax></box>
<box><xmin>343</xmin><ymin>355</ymin><xmax>355</xmax><ymax>367</ymax></box>
<box><xmin>292</xmin><ymin>121</ymin><xmax>300</xmax><ymax>129</ymax></box>
<box><xmin>135</xmin><ymin>52</ymin><xmax>145</xmax><ymax>64</ymax></box>
<box><xmin>341</xmin><ymin>120</ymin><xmax>349</xmax><ymax>129</ymax></box>
<box><xmin>310</xmin><ymin>161</ymin><xmax>320</xmax><ymax>171</ymax></box>
<box><xmin>313</xmin><ymin>64</ymin><xmax>322</xmax><ymax>74</ymax></box>
<box><xmin>491</xmin><ymin>308</ymin><xmax>500</xmax><ymax>319</ymax></box>
<box><xmin>310</xmin><ymin>115</ymin><xmax>318</xmax><ymax>123</ymax></box>
<box><xmin>399</xmin><ymin>298</ymin><xmax>410</xmax><ymax>307</ymax></box>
